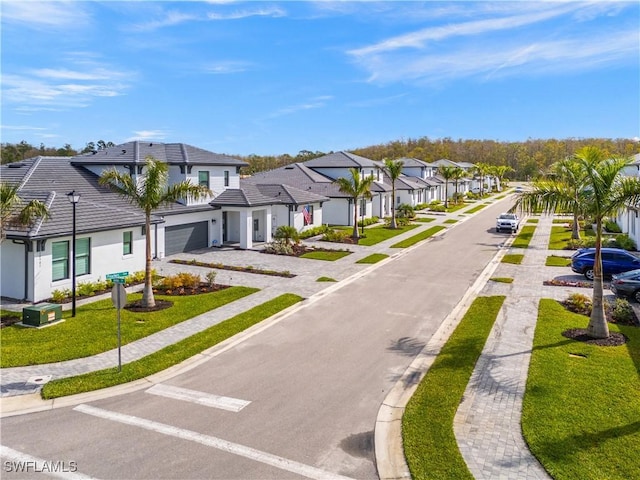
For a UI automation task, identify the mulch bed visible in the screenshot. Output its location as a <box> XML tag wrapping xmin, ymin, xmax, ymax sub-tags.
<box><xmin>125</xmin><ymin>283</ymin><xmax>229</xmax><ymax>312</ymax></box>
<box><xmin>170</xmin><ymin>259</ymin><xmax>295</xmax><ymax>278</ymax></box>
<box><xmin>562</xmin><ymin>328</ymin><xmax>628</xmax><ymax>346</ymax></box>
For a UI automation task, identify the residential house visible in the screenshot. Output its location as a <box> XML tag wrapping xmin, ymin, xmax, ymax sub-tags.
<box><xmin>616</xmin><ymin>153</ymin><xmax>640</xmax><ymax>248</ymax></box>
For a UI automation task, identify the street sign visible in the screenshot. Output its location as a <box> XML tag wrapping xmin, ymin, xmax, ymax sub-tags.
<box><xmin>106</xmin><ymin>271</ymin><xmax>128</xmax><ymax>280</ymax></box>
<box><xmin>111</xmin><ymin>283</ymin><xmax>127</xmax><ymax>310</ymax></box>
<box><xmin>112</xmin><ymin>278</ymin><xmax>126</xmax><ymax>284</ymax></box>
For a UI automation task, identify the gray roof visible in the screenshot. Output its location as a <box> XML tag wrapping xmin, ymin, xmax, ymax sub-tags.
<box><xmin>1</xmin><ymin>157</ymin><xmax>159</xmax><ymax>240</ymax></box>
<box><xmin>72</xmin><ymin>141</ymin><xmax>248</xmax><ymax>168</ymax></box>
<box><xmin>396</xmin><ymin>157</ymin><xmax>432</xmax><ymax>168</ymax></box>
<box><xmin>303</xmin><ymin>151</ymin><xmax>383</xmax><ymax>169</ymax></box>
<box><xmin>210</xmin><ymin>183</ymin><xmax>329</xmax><ymax>208</ymax></box>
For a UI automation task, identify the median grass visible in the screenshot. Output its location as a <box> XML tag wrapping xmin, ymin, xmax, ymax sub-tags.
<box><xmin>527</xmin><ymin>218</ymin><xmax>539</xmax><ymax>223</ymax></box>
<box><xmin>316</xmin><ymin>276</ymin><xmax>337</xmax><ymax>282</ymax></box>
<box><xmin>490</xmin><ymin>277</ymin><xmax>514</xmax><ymax>283</ymax></box>
<box><xmin>357</xmin><ymin>224</ymin><xmax>419</xmax><ymax>246</ymax></box>
<box><xmin>444</xmin><ymin>219</ymin><xmax>458</xmax><ymax>224</ymax></box>
<box><xmin>41</xmin><ymin>293</ymin><xmax>304</xmax><ymax>399</ymax></box>
<box><xmin>356</xmin><ymin>253</ymin><xmax>389</xmax><ymax>264</ymax></box>
<box><xmin>414</xmin><ymin>217</ymin><xmax>436</xmax><ymax>223</ymax></box>
<box><xmin>391</xmin><ymin>226</ymin><xmax>446</xmax><ymax>248</ymax></box>
<box><xmin>546</xmin><ymin>255</ymin><xmax>571</xmax><ymax>267</ymax></box>
<box><xmin>403</xmin><ymin>296</ymin><xmax>506</xmax><ymax>480</ymax></box>
<box><xmin>511</xmin><ymin>225</ymin><xmax>536</xmax><ymax>248</ymax></box>
<box><xmin>0</xmin><ymin>286</ymin><xmax>258</xmax><ymax>367</ymax></box>
<box><xmin>300</xmin><ymin>250</ymin><xmax>351</xmax><ymax>261</ymax></box>
<box><xmin>464</xmin><ymin>204</ymin><xmax>486</xmax><ymax>214</ymax></box>
<box><xmin>523</xmin><ymin>299</ymin><xmax>640</xmax><ymax>480</ymax></box>
<box><xmin>502</xmin><ymin>254</ymin><xmax>524</xmax><ymax>264</ymax></box>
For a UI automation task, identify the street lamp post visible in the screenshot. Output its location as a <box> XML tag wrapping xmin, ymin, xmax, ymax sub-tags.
<box><xmin>67</xmin><ymin>190</ymin><xmax>80</xmax><ymax>317</ymax></box>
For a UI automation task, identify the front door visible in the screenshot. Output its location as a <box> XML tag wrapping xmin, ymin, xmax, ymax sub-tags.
<box><xmin>222</xmin><ymin>212</ymin><xmax>228</xmax><ymax>242</ymax></box>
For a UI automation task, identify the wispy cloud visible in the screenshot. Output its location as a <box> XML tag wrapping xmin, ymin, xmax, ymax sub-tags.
<box><xmin>2</xmin><ymin>61</ymin><xmax>134</xmax><ymax>110</ymax></box>
<box><xmin>347</xmin><ymin>93</ymin><xmax>408</xmax><ymax>108</ymax></box>
<box><xmin>126</xmin><ymin>130</ymin><xmax>170</xmax><ymax>142</ymax></box>
<box><xmin>268</xmin><ymin>96</ymin><xmax>333</xmax><ymax>118</ymax></box>
<box><xmin>0</xmin><ymin>0</ymin><xmax>91</xmax><ymax>29</ymax></box>
<box><xmin>347</xmin><ymin>2</ymin><xmax>639</xmax><ymax>85</ymax></box>
<box><xmin>203</xmin><ymin>61</ymin><xmax>253</xmax><ymax>74</ymax></box>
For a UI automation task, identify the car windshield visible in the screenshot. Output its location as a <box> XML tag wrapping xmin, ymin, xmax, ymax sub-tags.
<box><xmin>499</xmin><ymin>214</ymin><xmax>516</xmax><ymax>219</ymax></box>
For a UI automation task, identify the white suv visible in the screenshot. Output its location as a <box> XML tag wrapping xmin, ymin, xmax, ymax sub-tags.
<box><xmin>496</xmin><ymin>213</ymin><xmax>519</xmax><ymax>233</ymax></box>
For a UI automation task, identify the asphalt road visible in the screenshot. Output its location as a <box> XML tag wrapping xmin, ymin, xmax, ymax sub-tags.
<box><xmin>1</xmin><ymin>200</ymin><xmax>512</xmax><ymax>480</ymax></box>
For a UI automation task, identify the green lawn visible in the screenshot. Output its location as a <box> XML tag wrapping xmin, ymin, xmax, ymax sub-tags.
<box><xmin>445</xmin><ymin>203</ymin><xmax>467</xmax><ymax>213</ymax></box>
<box><xmin>316</xmin><ymin>276</ymin><xmax>337</xmax><ymax>282</ymax></box>
<box><xmin>444</xmin><ymin>219</ymin><xmax>458</xmax><ymax>224</ymax></box>
<box><xmin>391</xmin><ymin>226</ymin><xmax>446</xmax><ymax>248</ymax></box>
<box><xmin>512</xmin><ymin>225</ymin><xmax>536</xmax><ymax>248</ymax></box>
<box><xmin>465</xmin><ymin>204</ymin><xmax>486</xmax><ymax>214</ymax></box>
<box><xmin>300</xmin><ymin>250</ymin><xmax>351</xmax><ymax>261</ymax></box>
<box><xmin>41</xmin><ymin>294</ymin><xmax>303</xmax><ymax>399</ymax></box>
<box><xmin>490</xmin><ymin>277</ymin><xmax>514</xmax><ymax>283</ymax></box>
<box><xmin>0</xmin><ymin>286</ymin><xmax>258</xmax><ymax>367</ymax></box>
<box><xmin>546</xmin><ymin>255</ymin><xmax>571</xmax><ymax>267</ymax></box>
<box><xmin>527</xmin><ymin>218</ymin><xmax>539</xmax><ymax>224</ymax></box>
<box><xmin>502</xmin><ymin>254</ymin><xmax>524</xmax><ymax>264</ymax></box>
<box><xmin>356</xmin><ymin>253</ymin><xmax>389</xmax><ymax>264</ymax></box>
<box><xmin>414</xmin><ymin>217</ymin><xmax>436</xmax><ymax>223</ymax></box>
<box><xmin>548</xmin><ymin>226</ymin><xmax>573</xmax><ymax>249</ymax></box>
<box><xmin>357</xmin><ymin>224</ymin><xmax>419</xmax><ymax>246</ymax></box>
<box><xmin>523</xmin><ymin>300</ymin><xmax>640</xmax><ymax>480</ymax></box>
<box><xmin>403</xmin><ymin>296</ymin><xmax>506</xmax><ymax>480</ymax></box>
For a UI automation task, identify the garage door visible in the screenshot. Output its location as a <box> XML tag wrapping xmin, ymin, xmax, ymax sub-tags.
<box><xmin>165</xmin><ymin>221</ymin><xmax>208</xmax><ymax>255</ymax></box>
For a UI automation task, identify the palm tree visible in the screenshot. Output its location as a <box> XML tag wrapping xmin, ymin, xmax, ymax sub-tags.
<box><xmin>438</xmin><ymin>165</ymin><xmax>458</xmax><ymax>208</ymax></box>
<box><xmin>451</xmin><ymin>167</ymin><xmax>466</xmax><ymax>204</ymax></box>
<box><xmin>384</xmin><ymin>158</ymin><xmax>404</xmax><ymax>229</ymax></box>
<box><xmin>99</xmin><ymin>156</ymin><xmax>212</xmax><ymax>308</ymax></box>
<box><xmin>334</xmin><ymin>167</ymin><xmax>374</xmax><ymax>239</ymax></box>
<box><xmin>0</xmin><ymin>182</ymin><xmax>49</xmax><ymax>242</ymax></box>
<box><xmin>514</xmin><ymin>146</ymin><xmax>640</xmax><ymax>339</ymax></box>
<box><xmin>473</xmin><ymin>162</ymin><xmax>492</xmax><ymax>196</ymax></box>
<box><xmin>550</xmin><ymin>157</ymin><xmax>590</xmax><ymax>240</ymax></box>
<box><xmin>490</xmin><ymin>165</ymin><xmax>513</xmax><ymax>191</ymax></box>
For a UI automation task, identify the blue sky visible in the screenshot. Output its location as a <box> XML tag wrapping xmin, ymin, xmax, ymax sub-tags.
<box><xmin>1</xmin><ymin>1</ymin><xmax>639</xmax><ymax>156</ymax></box>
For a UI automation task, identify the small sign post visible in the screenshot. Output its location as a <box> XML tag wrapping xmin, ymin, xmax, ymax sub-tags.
<box><xmin>108</xmin><ymin>272</ymin><xmax>128</xmax><ymax>372</ymax></box>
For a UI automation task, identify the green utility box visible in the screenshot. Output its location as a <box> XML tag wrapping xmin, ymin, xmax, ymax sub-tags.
<box><xmin>22</xmin><ymin>303</ymin><xmax>62</xmax><ymax>327</ymax></box>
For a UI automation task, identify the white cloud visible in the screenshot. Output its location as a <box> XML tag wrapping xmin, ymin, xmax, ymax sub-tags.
<box><xmin>126</xmin><ymin>130</ymin><xmax>170</xmax><ymax>142</ymax></box>
<box><xmin>268</xmin><ymin>96</ymin><xmax>333</xmax><ymax>118</ymax></box>
<box><xmin>0</xmin><ymin>0</ymin><xmax>91</xmax><ymax>29</ymax></box>
<box><xmin>203</xmin><ymin>61</ymin><xmax>252</xmax><ymax>74</ymax></box>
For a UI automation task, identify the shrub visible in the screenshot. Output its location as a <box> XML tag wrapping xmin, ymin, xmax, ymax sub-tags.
<box><xmin>357</xmin><ymin>216</ymin><xmax>379</xmax><ymax>227</ymax></box>
<box><xmin>607</xmin><ymin>298</ymin><xmax>635</xmax><ymax>324</ymax></box>
<box><xmin>51</xmin><ymin>289</ymin><xmax>70</xmax><ymax>303</ymax></box>
<box><xmin>274</xmin><ymin>225</ymin><xmax>300</xmax><ymax>245</ymax></box>
<box><xmin>604</xmin><ymin>220</ymin><xmax>622</xmax><ymax>233</ymax></box>
<box><xmin>414</xmin><ymin>203</ymin><xmax>429</xmax><ymax>211</ymax></box>
<box><xmin>613</xmin><ymin>234</ymin><xmax>636</xmax><ymax>251</ymax></box>
<box><xmin>397</xmin><ymin>204</ymin><xmax>415</xmax><ymax>219</ymax></box>
<box><xmin>322</xmin><ymin>229</ymin><xmax>351</xmax><ymax>243</ymax></box>
<box><xmin>77</xmin><ymin>281</ymin><xmax>98</xmax><ymax>297</ymax></box>
<box><xmin>299</xmin><ymin>225</ymin><xmax>330</xmax><ymax>239</ymax></box>
<box><xmin>205</xmin><ymin>271</ymin><xmax>217</xmax><ymax>287</ymax></box>
<box><xmin>428</xmin><ymin>204</ymin><xmax>446</xmax><ymax>212</ymax></box>
<box><xmin>263</xmin><ymin>240</ymin><xmax>294</xmax><ymax>255</ymax></box>
<box><xmin>466</xmin><ymin>192</ymin><xmax>479</xmax><ymax>200</ymax></box>
<box><xmin>158</xmin><ymin>272</ymin><xmax>201</xmax><ymax>290</ymax></box>
<box><xmin>562</xmin><ymin>293</ymin><xmax>592</xmax><ymax>316</ymax></box>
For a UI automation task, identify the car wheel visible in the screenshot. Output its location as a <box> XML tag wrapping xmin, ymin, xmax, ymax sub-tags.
<box><xmin>496</xmin><ymin>228</ymin><xmax>500</xmax><ymax>233</ymax></box>
<box><xmin>634</xmin><ymin>290</ymin><xmax>640</xmax><ymax>303</ymax></box>
<box><xmin>584</xmin><ymin>268</ymin><xmax>595</xmax><ymax>281</ymax></box>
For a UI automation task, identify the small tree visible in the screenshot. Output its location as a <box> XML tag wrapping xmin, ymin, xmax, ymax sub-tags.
<box><xmin>99</xmin><ymin>156</ymin><xmax>212</xmax><ymax>308</ymax></box>
<box><xmin>334</xmin><ymin>168</ymin><xmax>374</xmax><ymax>239</ymax></box>
<box><xmin>274</xmin><ymin>225</ymin><xmax>299</xmax><ymax>245</ymax></box>
<box><xmin>0</xmin><ymin>182</ymin><xmax>49</xmax><ymax>243</ymax></box>
<box><xmin>438</xmin><ymin>165</ymin><xmax>458</xmax><ymax>208</ymax></box>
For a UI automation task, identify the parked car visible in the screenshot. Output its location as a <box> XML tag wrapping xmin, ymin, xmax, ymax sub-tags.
<box><xmin>570</xmin><ymin>247</ymin><xmax>640</xmax><ymax>280</ymax></box>
<box><xmin>496</xmin><ymin>213</ymin><xmax>519</xmax><ymax>233</ymax></box>
<box><xmin>515</xmin><ymin>186</ymin><xmax>523</xmax><ymax>193</ymax></box>
<box><xmin>610</xmin><ymin>269</ymin><xmax>640</xmax><ymax>302</ymax></box>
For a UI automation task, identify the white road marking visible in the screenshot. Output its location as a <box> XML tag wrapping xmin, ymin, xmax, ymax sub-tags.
<box><xmin>0</xmin><ymin>445</ymin><xmax>96</xmax><ymax>479</ymax></box>
<box><xmin>74</xmin><ymin>404</ymin><xmax>354</xmax><ymax>480</ymax></box>
<box><xmin>145</xmin><ymin>384</ymin><xmax>250</xmax><ymax>412</ymax></box>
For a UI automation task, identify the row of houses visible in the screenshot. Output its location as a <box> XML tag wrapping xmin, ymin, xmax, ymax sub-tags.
<box><xmin>1</xmin><ymin>142</ymin><xmax>496</xmax><ymax>303</ymax></box>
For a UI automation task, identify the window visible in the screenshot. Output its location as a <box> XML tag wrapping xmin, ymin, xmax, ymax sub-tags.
<box><xmin>198</xmin><ymin>171</ymin><xmax>210</xmax><ymax>188</ymax></box>
<box><xmin>52</xmin><ymin>241</ymin><xmax>69</xmax><ymax>281</ymax></box>
<box><xmin>224</xmin><ymin>170</ymin><xmax>230</xmax><ymax>187</ymax></box>
<box><xmin>75</xmin><ymin>238</ymin><xmax>90</xmax><ymax>276</ymax></box>
<box><xmin>123</xmin><ymin>231</ymin><xmax>133</xmax><ymax>255</ymax></box>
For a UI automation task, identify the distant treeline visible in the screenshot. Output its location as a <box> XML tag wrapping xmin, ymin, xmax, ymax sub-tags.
<box><xmin>3</xmin><ymin>137</ymin><xmax>639</xmax><ymax>180</ymax></box>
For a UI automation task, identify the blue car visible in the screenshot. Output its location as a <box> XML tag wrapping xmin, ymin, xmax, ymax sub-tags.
<box><xmin>570</xmin><ymin>247</ymin><xmax>640</xmax><ymax>280</ymax></box>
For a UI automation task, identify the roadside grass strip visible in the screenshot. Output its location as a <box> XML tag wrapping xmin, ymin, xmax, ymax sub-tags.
<box><xmin>300</xmin><ymin>250</ymin><xmax>351</xmax><ymax>261</ymax></box>
<box><xmin>0</xmin><ymin>286</ymin><xmax>258</xmax><ymax>368</ymax></box>
<box><xmin>464</xmin><ymin>204</ymin><xmax>486</xmax><ymax>214</ymax></box>
<box><xmin>357</xmin><ymin>224</ymin><xmax>419</xmax><ymax>246</ymax></box>
<box><xmin>522</xmin><ymin>300</ymin><xmax>640</xmax><ymax>480</ymax></box>
<box><xmin>445</xmin><ymin>203</ymin><xmax>466</xmax><ymax>213</ymax></box>
<box><xmin>501</xmin><ymin>254</ymin><xmax>524</xmax><ymax>265</ymax></box>
<box><xmin>548</xmin><ymin>226</ymin><xmax>573</xmax><ymax>250</ymax></box>
<box><xmin>391</xmin><ymin>226</ymin><xmax>446</xmax><ymax>248</ymax></box>
<box><xmin>356</xmin><ymin>253</ymin><xmax>389</xmax><ymax>264</ymax></box>
<box><xmin>527</xmin><ymin>218</ymin><xmax>539</xmax><ymax>223</ymax></box>
<box><xmin>41</xmin><ymin>294</ymin><xmax>303</xmax><ymax>399</ymax></box>
<box><xmin>403</xmin><ymin>296</ymin><xmax>506</xmax><ymax>480</ymax></box>
<box><xmin>489</xmin><ymin>277</ymin><xmax>514</xmax><ymax>283</ymax></box>
<box><xmin>316</xmin><ymin>277</ymin><xmax>337</xmax><ymax>282</ymax></box>
<box><xmin>413</xmin><ymin>217</ymin><xmax>436</xmax><ymax>223</ymax></box>
<box><xmin>511</xmin><ymin>225</ymin><xmax>536</xmax><ymax>248</ymax></box>
<box><xmin>546</xmin><ymin>255</ymin><xmax>571</xmax><ymax>267</ymax></box>
<box><xmin>444</xmin><ymin>219</ymin><xmax>458</xmax><ymax>224</ymax></box>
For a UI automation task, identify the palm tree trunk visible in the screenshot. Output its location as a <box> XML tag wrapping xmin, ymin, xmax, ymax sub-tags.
<box><xmin>352</xmin><ymin>198</ymin><xmax>359</xmax><ymax>239</ymax></box>
<box><xmin>444</xmin><ymin>181</ymin><xmax>449</xmax><ymax>208</ymax></box>
<box><xmin>391</xmin><ymin>186</ymin><xmax>397</xmax><ymax>229</ymax></box>
<box><xmin>587</xmin><ymin>219</ymin><xmax>609</xmax><ymax>338</ymax></box>
<box><xmin>142</xmin><ymin>212</ymin><xmax>156</xmax><ymax>308</ymax></box>
<box><xmin>571</xmin><ymin>205</ymin><xmax>581</xmax><ymax>240</ymax></box>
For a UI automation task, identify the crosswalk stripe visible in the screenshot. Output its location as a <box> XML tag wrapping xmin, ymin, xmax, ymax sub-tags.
<box><xmin>146</xmin><ymin>384</ymin><xmax>251</xmax><ymax>412</ymax></box>
<box><xmin>74</xmin><ymin>404</ymin><xmax>354</xmax><ymax>480</ymax></box>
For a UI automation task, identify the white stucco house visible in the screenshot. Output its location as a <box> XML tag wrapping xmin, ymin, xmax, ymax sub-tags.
<box><xmin>616</xmin><ymin>153</ymin><xmax>640</xmax><ymax>248</ymax></box>
<box><xmin>0</xmin><ymin>142</ymin><xmax>328</xmax><ymax>303</ymax></box>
